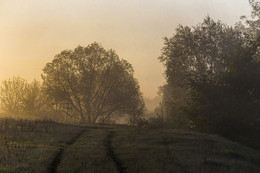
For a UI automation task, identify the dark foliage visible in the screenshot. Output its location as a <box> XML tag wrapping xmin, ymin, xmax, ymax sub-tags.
<box><xmin>159</xmin><ymin>1</ymin><xmax>260</xmax><ymax>145</ymax></box>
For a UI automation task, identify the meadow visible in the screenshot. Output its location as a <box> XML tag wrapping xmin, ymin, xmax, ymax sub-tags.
<box><xmin>0</xmin><ymin>118</ymin><xmax>259</xmax><ymax>173</ymax></box>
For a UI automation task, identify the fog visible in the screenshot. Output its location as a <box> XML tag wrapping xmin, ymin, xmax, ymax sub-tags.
<box><xmin>0</xmin><ymin>0</ymin><xmax>251</xmax><ymax>98</ymax></box>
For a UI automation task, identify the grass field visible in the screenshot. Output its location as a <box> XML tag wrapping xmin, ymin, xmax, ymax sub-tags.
<box><xmin>0</xmin><ymin>118</ymin><xmax>259</xmax><ymax>173</ymax></box>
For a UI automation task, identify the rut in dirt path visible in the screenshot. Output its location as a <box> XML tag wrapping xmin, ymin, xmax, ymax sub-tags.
<box><xmin>105</xmin><ymin>131</ymin><xmax>126</xmax><ymax>173</ymax></box>
<box><xmin>47</xmin><ymin>129</ymin><xmax>86</xmax><ymax>173</ymax></box>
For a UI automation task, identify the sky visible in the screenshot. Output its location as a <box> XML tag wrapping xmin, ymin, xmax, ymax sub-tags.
<box><xmin>0</xmin><ymin>0</ymin><xmax>252</xmax><ymax>98</ymax></box>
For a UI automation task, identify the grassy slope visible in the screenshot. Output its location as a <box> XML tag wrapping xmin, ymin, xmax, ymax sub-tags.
<box><xmin>0</xmin><ymin>119</ymin><xmax>83</xmax><ymax>173</ymax></box>
<box><xmin>112</xmin><ymin>128</ymin><xmax>260</xmax><ymax>173</ymax></box>
<box><xmin>0</xmin><ymin>119</ymin><xmax>259</xmax><ymax>173</ymax></box>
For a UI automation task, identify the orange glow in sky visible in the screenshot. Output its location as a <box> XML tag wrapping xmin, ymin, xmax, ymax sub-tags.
<box><xmin>0</xmin><ymin>0</ymin><xmax>251</xmax><ymax>98</ymax></box>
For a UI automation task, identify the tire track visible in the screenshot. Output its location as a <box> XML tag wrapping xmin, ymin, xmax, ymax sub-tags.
<box><xmin>105</xmin><ymin>131</ymin><xmax>126</xmax><ymax>173</ymax></box>
<box><xmin>47</xmin><ymin>129</ymin><xmax>86</xmax><ymax>173</ymax></box>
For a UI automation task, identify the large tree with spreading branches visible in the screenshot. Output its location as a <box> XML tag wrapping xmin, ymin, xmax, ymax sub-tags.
<box><xmin>42</xmin><ymin>43</ymin><xmax>144</xmax><ymax>123</ymax></box>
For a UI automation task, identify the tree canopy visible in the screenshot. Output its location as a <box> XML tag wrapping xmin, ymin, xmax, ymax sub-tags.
<box><xmin>0</xmin><ymin>77</ymin><xmax>45</xmax><ymax>117</ymax></box>
<box><xmin>159</xmin><ymin>12</ymin><xmax>260</xmax><ymax>138</ymax></box>
<box><xmin>42</xmin><ymin>43</ymin><xmax>144</xmax><ymax>123</ymax></box>
<box><xmin>159</xmin><ymin>17</ymin><xmax>244</xmax><ymax>126</ymax></box>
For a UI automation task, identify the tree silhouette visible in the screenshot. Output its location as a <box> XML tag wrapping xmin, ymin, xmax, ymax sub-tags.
<box><xmin>42</xmin><ymin>43</ymin><xmax>144</xmax><ymax>123</ymax></box>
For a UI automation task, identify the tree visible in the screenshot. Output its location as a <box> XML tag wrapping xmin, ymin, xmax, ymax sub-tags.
<box><xmin>0</xmin><ymin>76</ymin><xmax>27</xmax><ymax>115</ymax></box>
<box><xmin>181</xmin><ymin>1</ymin><xmax>260</xmax><ymax>137</ymax></box>
<box><xmin>186</xmin><ymin>36</ymin><xmax>260</xmax><ymax>137</ymax></box>
<box><xmin>239</xmin><ymin>0</ymin><xmax>260</xmax><ymax>39</ymax></box>
<box><xmin>159</xmin><ymin>12</ymin><xmax>260</xmax><ymax>139</ymax></box>
<box><xmin>0</xmin><ymin>77</ymin><xmax>46</xmax><ymax>117</ymax></box>
<box><xmin>159</xmin><ymin>17</ymin><xmax>243</xmax><ymax>127</ymax></box>
<box><xmin>22</xmin><ymin>80</ymin><xmax>45</xmax><ymax>116</ymax></box>
<box><xmin>42</xmin><ymin>43</ymin><xmax>144</xmax><ymax>123</ymax></box>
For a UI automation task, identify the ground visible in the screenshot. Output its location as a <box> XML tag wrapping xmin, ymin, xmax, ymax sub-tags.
<box><xmin>0</xmin><ymin>118</ymin><xmax>259</xmax><ymax>173</ymax></box>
